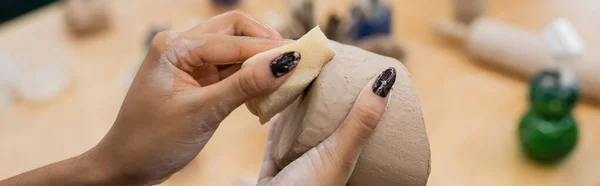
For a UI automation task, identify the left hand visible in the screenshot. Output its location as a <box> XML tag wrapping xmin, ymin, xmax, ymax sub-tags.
<box><xmin>256</xmin><ymin>67</ymin><xmax>394</xmax><ymax>185</ymax></box>
<box><xmin>86</xmin><ymin>11</ymin><xmax>295</xmax><ymax>185</ymax></box>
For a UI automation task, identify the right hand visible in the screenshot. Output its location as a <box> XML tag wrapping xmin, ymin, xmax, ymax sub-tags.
<box><xmin>87</xmin><ymin>11</ymin><xmax>293</xmax><ymax>185</ymax></box>
<box><xmin>257</xmin><ymin>68</ymin><xmax>397</xmax><ymax>185</ymax></box>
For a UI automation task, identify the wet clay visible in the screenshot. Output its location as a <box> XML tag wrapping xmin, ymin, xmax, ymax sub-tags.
<box><xmin>245</xmin><ymin>27</ymin><xmax>335</xmax><ymax>123</ymax></box>
<box><xmin>271</xmin><ymin>42</ymin><xmax>430</xmax><ymax>186</ymax></box>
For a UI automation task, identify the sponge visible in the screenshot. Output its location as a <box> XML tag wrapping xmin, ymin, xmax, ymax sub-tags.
<box><xmin>244</xmin><ymin>26</ymin><xmax>336</xmax><ymax>123</ymax></box>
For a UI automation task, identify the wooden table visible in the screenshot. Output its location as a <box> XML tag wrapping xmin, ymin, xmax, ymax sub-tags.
<box><xmin>0</xmin><ymin>0</ymin><xmax>599</xmax><ymax>185</ymax></box>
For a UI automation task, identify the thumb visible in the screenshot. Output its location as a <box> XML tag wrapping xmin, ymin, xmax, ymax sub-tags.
<box><xmin>310</xmin><ymin>67</ymin><xmax>396</xmax><ymax>183</ymax></box>
<box><xmin>201</xmin><ymin>50</ymin><xmax>301</xmax><ymax>110</ymax></box>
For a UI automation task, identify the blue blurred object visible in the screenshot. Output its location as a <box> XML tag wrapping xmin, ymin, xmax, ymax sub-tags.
<box><xmin>351</xmin><ymin>0</ymin><xmax>392</xmax><ymax>41</ymax></box>
<box><xmin>212</xmin><ymin>0</ymin><xmax>240</xmax><ymax>6</ymax></box>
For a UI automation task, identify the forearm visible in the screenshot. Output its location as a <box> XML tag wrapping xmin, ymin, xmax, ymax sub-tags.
<box><xmin>0</xmin><ymin>152</ymin><xmax>118</xmax><ymax>186</ymax></box>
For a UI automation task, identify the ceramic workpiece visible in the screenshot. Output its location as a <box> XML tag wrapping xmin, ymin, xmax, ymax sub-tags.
<box><xmin>270</xmin><ymin>42</ymin><xmax>430</xmax><ymax>186</ymax></box>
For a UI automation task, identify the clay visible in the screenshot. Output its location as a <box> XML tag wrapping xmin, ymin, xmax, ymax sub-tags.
<box><xmin>64</xmin><ymin>0</ymin><xmax>110</xmax><ymax>35</ymax></box>
<box><xmin>271</xmin><ymin>42</ymin><xmax>430</xmax><ymax>186</ymax></box>
<box><xmin>245</xmin><ymin>27</ymin><xmax>336</xmax><ymax>123</ymax></box>
<box><xmin>436</xmin><ymin>18</ymin><xmax>600</xmax><ymax>102</ymax></box>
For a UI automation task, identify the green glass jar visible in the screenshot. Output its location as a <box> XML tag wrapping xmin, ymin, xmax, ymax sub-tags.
<box><xmin>530</xmin><ymin>70</ymin><xmax>580</xmax><ymax>118</ymax></box>
<box><xmin>519</xmin><ymin>110</ymin><xmax>578</xmax><ymax>164</ymax></box>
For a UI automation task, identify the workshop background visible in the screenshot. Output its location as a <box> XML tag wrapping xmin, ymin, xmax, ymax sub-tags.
<box><xmin>1</xmin><ymin>0</ymin><xmax>599</xmax><ymax>185</ymax></box>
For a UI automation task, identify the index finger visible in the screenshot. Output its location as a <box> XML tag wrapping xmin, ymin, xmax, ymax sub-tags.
<box><xmin>188</xmin><ymin>10</ymin><xmax>282</xmax><ymax>39</ymax></box>
<box><xmin>174</xmin><ymin>35</ymin><xmax>291</xmax><ymax>72</ymax></box>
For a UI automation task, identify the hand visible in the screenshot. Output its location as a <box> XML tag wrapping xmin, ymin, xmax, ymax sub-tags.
<box><xmin>257</xmin><ymin>68</ymin><xmax>396</xmax><ymax>186</ymax></box>
<box><xmin>86</xmin><ymin>11</ymin><xmax>298</xmax><ymax>185</ymax></box>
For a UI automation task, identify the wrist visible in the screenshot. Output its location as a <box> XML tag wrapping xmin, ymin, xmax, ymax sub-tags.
<box><xmin>0</xmin><ymin>149</ymin><xmax>125</xmax><ymax>185</ymax></box>
<box><xmin>75</xmin><ymin>148</ymin><xmax>124</xmax><ymax>185</ymax></box>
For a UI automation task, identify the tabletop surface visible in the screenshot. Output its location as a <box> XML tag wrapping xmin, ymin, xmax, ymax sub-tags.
<box><xmin>0</xmin><ymin>0</ymin><xmax>599</xmax><ymax>185</ymax></box>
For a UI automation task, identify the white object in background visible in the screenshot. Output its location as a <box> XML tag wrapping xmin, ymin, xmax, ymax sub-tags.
<box><xmin>15</xmin><ymin>62</ymin><xmax>70</xmax><ymax>102</ymax></box>
<box><xmin>0</xmin><ymin>53</ymin><xmax>20</xmax><ymax>107</ymax></box>
<box><xmin>543</xmin><ymin>18</ymin><xmax>585</xmax><ymax>62</ymax></box>
<box><xmin>436</xmin><ymin>18</ymin><xmax>600</xmax><ymax>102</ymax></box>
<box><xmin>543</xmin><ymin>18</ymin><xmax>585</xmax><ymax>87</ymax></box>
<box><xmin>0</xmin><ymin>87</ymin><xmax>13</xmax><ymax>107</ymax></box>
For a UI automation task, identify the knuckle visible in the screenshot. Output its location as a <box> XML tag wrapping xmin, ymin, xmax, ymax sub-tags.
<box><xmin>320</xmin><ymin>139</ymin><xmax>342</xmax><ymax>164</ymax></box>
<box><xmin>150</xmin><ymin>31</ymin><xmax>171</xmax><ymax>49</ymax></box>
<box><xmin>148</xmin><ymin>31</ymin><xmax>177</xmax><ymax>58</ymax></box>
<box><xmin>352</xmin><ymin>105</ymin><xmax>382</xmax><ymax>131</ymax></box>
<box><xmin>304</xmin><ymin>149</ymin><xmax>324</xmax><ymax>175</ymax></box>
<box><xmin>316</xmin><ymin>138</ymin><xmax>354</xmax><ymax>174</ymax></box>
<box><xmin>237</xmin><ymin>69</ymin><xmax>268</xmax><ymax>97</ymax></box>
<box><xmin>234</xmin><ymin>36</ymin><xmax>246</xmax><ymax>57</ymax></box>
<box><xmin>226</xmin><ymin>10</ymin><xmax>250</xmax><ymax>19</ymax></box>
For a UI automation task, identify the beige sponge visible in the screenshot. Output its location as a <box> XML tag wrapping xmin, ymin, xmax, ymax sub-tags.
<box><xmin>244</xmin><ymin>26</ymin><xmax>335</xmax><ymax>123</ymax></box>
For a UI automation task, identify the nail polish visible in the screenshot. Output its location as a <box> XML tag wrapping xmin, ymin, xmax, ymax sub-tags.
<box><xmin>270</xmin><ymin>51</ymin><xmax>301</xmax><ymax>77</ymax></box>
<box><xmin>372</xmin><ymin>67</ymin><xmax>396</xmax><ymax>97</ymax></box>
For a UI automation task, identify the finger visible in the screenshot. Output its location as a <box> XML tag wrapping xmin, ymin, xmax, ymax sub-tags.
<box><xmin>175</xmin><ymin>35</ymin><xmax>290</xmax><ymax>72</ymax></box>
<box><xmin>189</xmin><ymin>64</ymin><xmax>220</xmax><ymax>86</ymax></box>
<box><xmin>189</xmin><ymin>64</ymin><xmax>240</xmax><ymax>86</ymax></box>
<box><xmin>259</xmin><ymin>115</ymin><xmax>282</xmax><ymax>179</ymax></box>
<box><xmin>188</xmin><ymin>10</ymin><xmax>282</xmax><ymax>39</ymax></box>
<box><xmin>318</xmin><ymin>67</ymin><xmax>396</xmax><ymax>174</ymax></box>
<box><xmin>201</xmin><ymin>50</ymin><xmax>301</xmax><ymax>111</ymax></box>
<box><xmin>218</xmin><ymin>64</ymin><xmax>242</xmax><ymax>80</ymax></box>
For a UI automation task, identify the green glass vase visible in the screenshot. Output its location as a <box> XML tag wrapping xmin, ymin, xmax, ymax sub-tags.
<box><xmin>519</xmin><ymin>110</ymin><xmax>578</xmax><ymax>164</ymax></box>
<box><xmin>530</xmin><ymin>70</ymin><xmax>580</xmax><ymax>119</ymax></box>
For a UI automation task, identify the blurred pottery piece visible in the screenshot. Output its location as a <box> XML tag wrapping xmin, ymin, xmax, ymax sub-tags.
<box><xmin>64</xmin><ymin>0</ymin><xmax>110</xmax><ymax>35</ymax></box>
<box><xmin>454</xmin><ymin>0</ymin><xmax>487</xmax><ymax>24</ymax></box>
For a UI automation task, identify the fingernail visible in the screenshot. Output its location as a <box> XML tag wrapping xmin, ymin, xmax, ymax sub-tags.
<box><xmin>372</xmin><ymin>67</ymin><xmax>396</xmax><ymax>97</ymax></box>
<box><xmin>270</xmin><ymin>51</ymin><xmax>301</xmax><ymax>77</ymax></box>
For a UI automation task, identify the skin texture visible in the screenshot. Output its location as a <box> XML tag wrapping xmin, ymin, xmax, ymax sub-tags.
<box><xmin>0</xmin><ymin>11</ymin><xmax>394</xmax><ymax>186</ymax></box>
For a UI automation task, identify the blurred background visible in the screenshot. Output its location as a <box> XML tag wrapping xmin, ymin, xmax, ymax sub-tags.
<box><xmin>0</xmin><ymin>0</ymin><xmax>599</xmax><ymax>185</ymax></box>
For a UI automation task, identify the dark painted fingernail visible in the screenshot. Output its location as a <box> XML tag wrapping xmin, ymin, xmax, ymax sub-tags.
<box><xmin>372</xmin><ymin>67</ymin><xmax>396</xmax><ymax>97</ymax></box>
<box><xmin>270</xmin><ymin>51</ymin><xmax>301</xmax><ymax>77</ymax></box>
